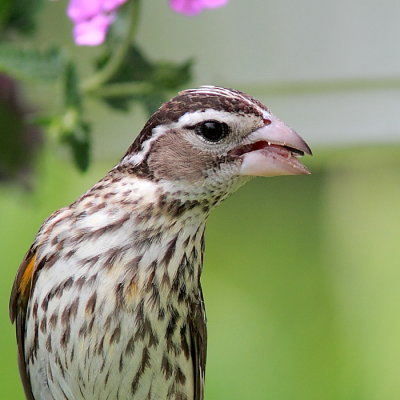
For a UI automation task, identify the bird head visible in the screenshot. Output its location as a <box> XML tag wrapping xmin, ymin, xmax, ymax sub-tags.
<box><xmin>119</xmin><ymin>86</ymin><xmax>312</xmax><ymax>207</ymax></box>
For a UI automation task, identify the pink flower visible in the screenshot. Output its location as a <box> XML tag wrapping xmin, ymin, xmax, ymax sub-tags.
<box><xmin>67</xmin><ymin>0</ymin><xmax>128</xmax><ymax>46</ymax></box>
<box><xmin>169</xmin><ymin>0</ymin><xmax>229</xmax><ymax>15</ymax></box>
<box><xmin>67</xmin><ymin>0</ymin><xmax>229</xmax><ymax>46</ymax></box>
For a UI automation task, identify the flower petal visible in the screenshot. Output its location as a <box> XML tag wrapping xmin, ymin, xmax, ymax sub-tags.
<box><xmin>102</xmin><ymin>0</ymin><xmax>128</xmax><ymax>12</ymax></box>
<box><xmin>67</xmin><ymin>0</ymin><xmax>128</xmax><ymax>46</ymax></box>
<box><xmin>169</xmin><ymin>0</ymin><xmax>202</xmax><ymax>15</ymax></box>
<box><xmin>73</xmin><ymin>14</ymin><xmax>114</xmax><ymax>46</ymax></box>
<box><xmin>170</xmin><ymin>0</ymin><xmax>228</xmax><ymax>15</ymax></box>
<box><xmin>201</xmin><ymin>0</ymin><xmax>228</xmax><ymax>8</ymax></box>
<box><xmin>67</xmin><ymin>0</ymin><xmax>103</xmax><ymax>22</ymax></box>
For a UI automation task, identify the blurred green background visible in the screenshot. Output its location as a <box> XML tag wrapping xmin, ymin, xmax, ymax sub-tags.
<box><xmin>2</xmin><ymin>0</ymin><xmax>400</xmax><ymax>399</ymax></box>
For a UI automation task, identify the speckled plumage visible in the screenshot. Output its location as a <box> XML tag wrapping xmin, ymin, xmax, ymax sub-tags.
<box><xmin>10</xmin><ymin>86</ymin><xmax>311</xmax><ymax>400</ymax></box>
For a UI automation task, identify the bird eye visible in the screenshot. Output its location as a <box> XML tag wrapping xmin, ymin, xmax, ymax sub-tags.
<box><xmin>195</xmin><ymin>120</ymin><xmax>229</xmax><ymax>143</ymax></box>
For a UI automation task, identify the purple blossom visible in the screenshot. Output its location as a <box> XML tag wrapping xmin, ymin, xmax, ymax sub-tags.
<box><xmin>67</xmin><ymin>0</ymin><xmax>229</xmax><ymax>46</ymax></box>
<box><xmin>169</xmin><ymin>0</ymin><xmax>229</xmax><ymax>15</ymax></box>
<box><xmin>67</xmin><ymin>0</ymin><xmax>127</xmax><ymax>46</ymax></box>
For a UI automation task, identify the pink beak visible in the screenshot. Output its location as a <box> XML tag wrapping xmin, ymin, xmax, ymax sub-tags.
<box><xmin>238</xmin><ymin>114</ymin><xmax>312</xmax><ymax>177</ymax></box>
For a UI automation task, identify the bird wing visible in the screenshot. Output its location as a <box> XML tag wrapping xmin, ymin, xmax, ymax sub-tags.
<box><xmin>189</xmin><ymin>288</ymin><xmax>207</xmax><ymax>400</ymax></box>
<box><xmin>9</xmin><ymin>245</ymin><xmax>38</xmax><ymax>400</ymax></box>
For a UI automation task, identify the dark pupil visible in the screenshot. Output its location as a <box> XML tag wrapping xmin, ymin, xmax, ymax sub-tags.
<box><xmin>196</xmin><ymin>121</ymin><xmax>228</xmax><ymax>142</ymax></box>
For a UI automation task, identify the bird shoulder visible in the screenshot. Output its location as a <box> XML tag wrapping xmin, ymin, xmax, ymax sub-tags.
<box><xmin>9</xmin><ymin>245</ymin><xmax>37</xmax><ymax>400</ymax></box>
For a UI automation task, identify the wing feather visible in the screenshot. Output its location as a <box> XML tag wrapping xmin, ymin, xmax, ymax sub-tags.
<box><xmin>9</xmin><ymin>246</ymin><xmax>37</xmax><ymax>400</ymax></box>
<box><xmin>189</xmin><ymin>288</ymin><xmax>207</xmax><ymax>400</ymax></box>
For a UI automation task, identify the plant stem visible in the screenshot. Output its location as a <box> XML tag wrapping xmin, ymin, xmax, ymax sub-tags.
<box><xmin>81</xmin><ymin>0</ymin><xmax>141</xmax><ymax>93</ymax></box>
<box><xmin>90</xmin><ymin>81</ymin><xmax>153</xmax><ymax>98</ymax></box>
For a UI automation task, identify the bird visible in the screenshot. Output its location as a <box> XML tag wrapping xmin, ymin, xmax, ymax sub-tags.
<box><xmin>10</xmin><ymin>86</ymin><xmax>312</xmax><ymax>400</ymax></box>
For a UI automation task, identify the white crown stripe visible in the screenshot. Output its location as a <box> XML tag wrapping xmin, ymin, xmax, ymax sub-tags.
<box><xmin>184</xmin><ymin>86</ymin><xmax>264</xmax><ymax>113</ymax></box>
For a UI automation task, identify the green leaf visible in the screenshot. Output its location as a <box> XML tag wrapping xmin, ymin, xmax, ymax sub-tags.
<box><xmin>94</xmin><ymin>44</ymin><xmax>193</xmax><ymax>114</ymax></box>
<box><xmin>57</xmin><ymin>64</ymin><xmax>90</xmax><ymax>171</ymax></box>
<box><xmin>152</xmin><ymin>59</ymin><xmax>193</xmax><ymax>90</ymax></box>
<box><xmin>133</xmin><ymin>90</ymin><xmax>167</xmax><ymax>115</ymax></box>
<box><xmin>0</xmin><ymin>45</ymin><xmax>64</xmax><ymax>82</ymax></box>
<box><xmin>61</xmin><ymin>119</ymin><xmax>91</xmax><ymax>172</ymax></box>
<box><xmin>63</xmin><ymin>62</ymin><xmax>82</xmax><ymax>110</ymax></box>
<box><xmin>65</xmin><ymin>124</ymin><xmax>91</xmax><ymax>172</ymax></box>
<box><xmin>99</xmin><ymin>96</ymin><xmax>131</xmax><ymax>112</ymax></box>
<box><xmin>0</xmin><ymin>0</ymin><xmax>44</xmax><ymax>35</ymax></box>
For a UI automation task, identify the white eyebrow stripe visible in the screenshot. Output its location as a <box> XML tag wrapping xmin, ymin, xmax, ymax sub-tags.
<box><xmin>120</xmin><ymin>108</ymin><xmax>248</xmax><ymax>167</ymax></box>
